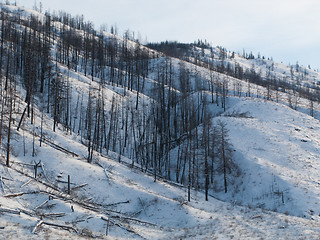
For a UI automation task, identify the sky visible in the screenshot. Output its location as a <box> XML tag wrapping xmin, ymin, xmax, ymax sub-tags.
<box><xmin>11</xmin><ymin>0</ymin><xmax>320</xmax><ymax>69</ymax></box>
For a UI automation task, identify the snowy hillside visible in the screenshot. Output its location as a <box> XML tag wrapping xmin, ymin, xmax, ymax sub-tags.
<box><xmin>182</xmin><ymin>42</ymin><xmax>320</xmax><ymax>91</ymax></box>
<box><xmin>213</xmin><ymin>97</ymin><xmax>320</xmax><ymax>219</ymax></box>
<box><xmin>1</xmin><ymin>108</ymin><xmax>320</xmax><ymax>239</ymax></box>
<box><xmin>0</xmin><ymin>3</ymin><xmax>320</xmax><ymax>239</ymax></box>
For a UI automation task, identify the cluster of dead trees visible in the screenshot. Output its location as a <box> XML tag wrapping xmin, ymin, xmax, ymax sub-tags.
<box><xmin>0</xmin><ymin>5</ymin><xmax>250</xmax><ymax>201</ymax></box>
<box><xmin>77</xmin><ymin>57</ymin><xmax>239</xmax><ymax>198</ymax></box>
<box><xmin>148</xmin><ymin>41</ymin><xmax>320</xmax><ymax>112</ymax></box>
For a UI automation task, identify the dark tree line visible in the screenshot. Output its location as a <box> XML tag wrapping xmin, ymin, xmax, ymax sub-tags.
<box><xmin>148</xmin><ymin>41</ymin><xmax>320</xmax><ymax>107</ymax></box>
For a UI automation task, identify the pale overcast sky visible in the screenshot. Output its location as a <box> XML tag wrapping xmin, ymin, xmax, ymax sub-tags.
<box><xmin>13</xmin><ymin>0</ymin><xmax>320</xmax><ymax>68</ymax></box>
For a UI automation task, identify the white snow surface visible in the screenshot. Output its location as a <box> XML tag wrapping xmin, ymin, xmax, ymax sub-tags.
<box><xmin>212</xmin><ymin>97</ymin><xmax>320</xmax><ymax>219</ymax></box>
<box><xmin>1</xmin><ymin>97</ymin><xmax>320</xmax><ymax>239</ymax></box>
<box><xmin>0</xmin><ymin>111</ymin><xmax>320</xmax><ymax>239</ymax></box>
<box><xmin>0</xmin><ymin>3</ymin><xmax>320</xmax><ymax>239</ymax></box>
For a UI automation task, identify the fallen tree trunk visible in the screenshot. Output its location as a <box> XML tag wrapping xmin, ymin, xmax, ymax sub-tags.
<box><xmin>0</xmin><ymin>175</ymin><xmax>13</xmax><ymax>181</ymax></box>
<box><xmin>72</xmin><ymin>216</ymin><xmax>94</xmax><ymax>224</ymax></box>
<box><xmin>1</xmin><ymin>164</ymin><xmax>60</xmax><ymax>192</ymax></box>
<box><xmin>19</xmin><ymin>208</ymin><xmax>35</xmax><ymax>216</ymax></box>
<box><xmin>104</xmin><ymin>169</ymin><xmax>111</xmax><ymax>184</ymax></box>
<box><xmin>0</xmin><ymin>207</ymin><xmax>20</xmax><ymax>215</ymax></box>
<box><xmin>21</xmin><ymin>179</ymin><xmax>33</xmax><ymax>188</ymax></box>
<box><xmin>34</xmin><ymin>200</ymin><xmax>49</xmax><ymax>210</ymax></box>
<box><xmin>40</xmin><ymin>212</ymin><xmax>66</xmax><ymax>218</ymax></box>
<box><xmin>4</xmin><ymin>192</ymin><xmax>25</xmax><ymax>198</ymax></box>
<box><xmin>39</xmin><ymin>189</ymin><xmax>100</xmax><ymax>212</ymax></box>
<box><xmin>0</xmin><ymin>176</ymin><xmax>5</xmax><ymax>194</ymax></box>
<box><xmin>71</xmin><ymin>183</ymin><xmax>88</xmax><ymax>190</ymax></box>
<box><xmin>95</xmin><ymin>163</ymin><xmax>111</xmax><ymax>184</ymax></box>
<box><xmin>104</xmin><ymin>200</ymin><xmax>130</xmax><ymax>207</ymax></box>
<box><xmin>4</xmin><ymin>191</ymin><xmax>40</xmax><ymax>198</ymax></box>
<box><xmin>11</xmin><ymin>161</ymin><xmax>40</xmax><ymax>167</ymax></box>
<box><xmin>42</xmin><ymin>138</ymin><xmax>79</xmax><ymax>157</ymax></box>
<box><xmin>40</xmin><ymin>162</ymin><xmax>51</xmax><ymax>183</ymax></box>
<box><xmin>32</xmin><ymin>220</ymin><xmax>43</xmax><ymax>234</ymax></box>
<box><xmin>56</xmin><ymin>179</ymin><xmax>75</xmax><ymax>184</ymax></box>
<box><xmin>42</xmin><ymin>221</ymin><xmax>77</xmax><ymax>232</ymax></box>
<box><xmin>111</xmin><ymin>215</ymin><xmax>156</xmax><ymax>226</ymax></box>
<box><xmin>101</xmin><ymin>216</ymin><xmax>137</xmax><ymax>234</ymax></box>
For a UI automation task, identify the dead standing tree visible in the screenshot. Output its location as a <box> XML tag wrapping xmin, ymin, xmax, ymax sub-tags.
<box><xmin>216</xmin><ymin>120</ymin><xmax>236</xmax><ymax>193</ymax></box>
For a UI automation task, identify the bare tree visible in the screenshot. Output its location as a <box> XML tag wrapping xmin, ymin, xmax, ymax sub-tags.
<box><xmin>216</xmin><ymin>120</ymin><xmax>235</xmax><ymax>193</ymax></box>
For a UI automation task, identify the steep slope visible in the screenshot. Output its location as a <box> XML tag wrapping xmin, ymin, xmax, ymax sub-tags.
<box><xmin>1</xmin><ymin>110</ymin><xmax>320</xmax><ymax>239</ymax></box>
<box><xmin>211</xmin><ymin>97</ymin><xmax>320</xmax><ymax>219</ymax></box>
<box><xmin>0</xmin><ymin>3</ymin><xmax>320</xmax><ymax>239</ymax></box>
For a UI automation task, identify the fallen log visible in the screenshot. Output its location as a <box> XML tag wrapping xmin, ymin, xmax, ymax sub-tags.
<box><xmin>79</xmin><ymin>204</ymin><xmax>100</xmax><ymax>212</ymax></box>
<box><xmin>39</xmin><ymin>189</ymin><xmax>100</xmax><ymax>212</ymax></box>
<box><xmin>83</xmin><ymin>197</ymin><xmax>93</xmax><ymax>203</ymax></box>
<box><xmin>40</xmin><ymin>212</ymin><xmax>66</xmax><ymax>218</ymax></box>
<box><xmin>71</xmin><ymin>183</ymin><xmax>88</xmax><ymax>190</ymax></box>
<box><xmin>56</xmin><ymin>179</ymin><xmax>76</xmax><ymax>185</ymax></box>
<box><xmin>4</xmin><ymin>191</ymin><xmax>40</xmax><ymax>198</ymax></box>
<box><xmin>42</xmin><ymin>139</ymin><xmax>79</xmax><ymax>157</ymax></box>
<box><xmin>21</xmin><ymin>179</ymin><xmax>33</xmax><ymax>188</ymax></box>
<box><xmin>39</xmin><ymin>190</ymin><xmax>69</xmax><ymax>199</ymax></box>
<box><xmin>104</xmin><ymin>200</ymin><xmax>130</xmax><ymax>207</ymax></box>
<box><xmin>46</xmin><ymin>203</ymin><xmax>57</xmax><ymax>208</ymax></box>
<box><xmin>2</xmin><ymin>163</ymin><xmax>144</xmax><ymax>227</ymax></box>
<box><xmin>0</xmin><ymin>164</ymin><xmax>60</xmax><ymax>192</ymax></box>
<box><xmin>4</xmin><ymin>192</ymin><xmax>24</xmax><ymax>198</ymax></box>
<box><xmin>34</xmin><ymin>200</ymin><xmax>49</xmax><ymax>210</ymax></box>
<box><xmin>0</xmin><ymin>163</ymin><xmax>103</xmax><ymax>216</ymax></box>
<box><xmin>129</xmin><ymin>209</ymin><xmax>143</xmax><ymax>218</ymax></box>
<box><xmin>11</xmin><ymin>161</ymin><xmax>39</xmax><ymax>168</ymax></box>
<box><xmin>42</xmin><ymin>221</ymin><xmax>77</xmax><ymax>232</ymax></box>
<box><xmin>0</xmin><ymin>207</ymin><xmax>20</xmax><ymax>215</ymax></box>
<box><xmin>40</xmin><ymin>162</ymin><xmax>51</xmax><ymax>183</ymax></box>
<box><xmin>0</xmin><ymin>176</ymin><xmax>5</xmax><ymax>194</ymax></box>
<box><xmin>138</xmin><ymin>197</ymin><xmax>146</xmax><ymax>214</ymax></box>
<box><xmin>101</xmin><ymin>216</ymin><xmax>136</xmax><ymax>234</ymax></box>
<box><xmin>32</xmin><ymin>220</ymin><xmax>43</xmax><ymax>234</ymax></box>
<box><xmin>19</xmin><ymin>208</ymin><xmax>35</xmax><ymax>216</ymax></box>
<box><xmin>104</xmin><ymin>169</ymin><xmax>111</xmax><ymax>184</ymax></box>
<box><xmin>95</xmin><ymin>162</ymin><xmax>111</xmax><ymax>184</ymax></box>
<box><xmin>111</xmin><ymin>215</ymin><xmax>156</xmax><ymax>226</ymax></box>
<box><xmin>71</xmin><ymin>216</ymin><xmax>94</xmax><ymax>224</ymax></box>
<box><xmin>0</xmin><ymin>175</ymin><xmax>13</xmax><ymax>181</ymax></box>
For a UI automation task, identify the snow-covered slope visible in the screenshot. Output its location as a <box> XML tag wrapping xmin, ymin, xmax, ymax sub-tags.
<box><xmin>1</xmin><ymin>3</ymin><xmax>320</xmax><ymax>239</ymax></box>
<box><xmin>212</xmin><ymin>97</ymin><xmax>320</xmax><ymax>219</ymax></box>
<box><xmin>1</xmin><ymin>114</ymin><xmax>320</xmax><ymax>239</ymax></box>
<box><xmin>191</xmin><ymin>44</ymin><xmax>320</xmax><ymax>89</ymax></box>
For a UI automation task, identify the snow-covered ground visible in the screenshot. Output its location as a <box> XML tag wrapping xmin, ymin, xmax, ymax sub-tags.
<box><xmin>1</xmin><ymin>92</ymin><xmax>320</xmax><ymax>239</ymax></box>
<box><xmin>1</xmin><ymin>111</ymin><xmax>320</xmax><ymax>239</ymax></box>
<box><xmin>1</xmin><ymin>3</ymin><xmax>320</xmax><ymax>239</ymax></box>
<box><xmin>212</xmin><ymin>97</ymin><xmax>320</xmax><ymax>220</ymax></box>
